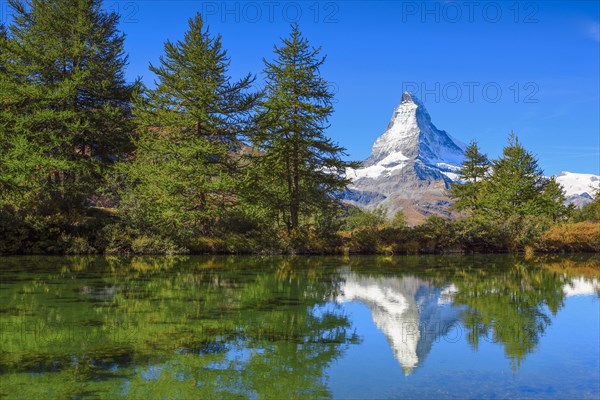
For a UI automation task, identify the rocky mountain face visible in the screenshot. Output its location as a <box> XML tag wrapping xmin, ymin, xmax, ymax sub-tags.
<box><xmin>343</xmin><ymin>92</ymin><xmax>598</xmax><ymax>224</ymax></box>
<box><xmin>344</xmin><ymin>92</ymin><xmax>466</xmax><ymax>224</ymax></box>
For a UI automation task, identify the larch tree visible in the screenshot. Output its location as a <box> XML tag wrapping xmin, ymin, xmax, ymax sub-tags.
<box><xmin>483</xmin><ymin>133</ymin><xmax>566</xmax><ymax>220</ymax></box>
<box><xmin>253</xmin><ymin>25</ymin><xmax>357</xmax><ymax>235</ymax></box>
<box><xmin>449</xmin><ymin>140</ymin><xmax>490</xmax><ymax>213</ymax></box>
<box><xmin>0</xmin><ymin>0</ymin><xmax>134</xmax><ymax>253</ymax></box>
<box><xmin>117</xmin><ymin>13</ymin><xmax>259</xmax><ymax>240</ymax></box>
<box><xmin>0</xmin><ymin>0</ymin><xmax>134</xmax><ymax>208</ymax></box>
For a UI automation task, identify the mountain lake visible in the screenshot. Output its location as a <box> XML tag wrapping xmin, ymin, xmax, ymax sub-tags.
<box><xmin>0</xmin><ymin>255</ymin><xmax>598</xmax><ymax>399</ymax></box>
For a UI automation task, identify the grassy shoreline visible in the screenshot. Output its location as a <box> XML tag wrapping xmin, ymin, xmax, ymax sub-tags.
<box><xmin>1</xmin><ymin>221</ymin><xmax>597</xmax><ymax>256</ymax></box>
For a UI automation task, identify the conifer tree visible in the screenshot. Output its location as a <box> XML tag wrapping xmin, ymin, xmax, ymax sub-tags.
<box><xmin>483</xmin><ymin>134</ymin><xmax>566</xmax><ymax>220</ymax></box>
<box><xmin>0</xmin><ymin>0</ymin><xmax>135</xmax><ymax>253</ymax></box>
<box><xmin>449</xmin><ymin>140</ymin><xmax>490</xmax><ymax>212</ymax></box>
<box><xmin>537</xmin><ymin>176</ymin><xmax>569</xmax><ymax>222</ymax></box>
<box><xmin>117</xmin><ymin>14</ymin><xmax>259</xmax><ymax>239</ymax></box>
<box><xmin>253</xmin><ymin>25</ymin><xmax>357</xmax><ymax>234</ymax></box>
<box><xmin>450</xmin><ymin>134</ymin><xmax>568</xmax><ymax>250</ymax></box>
<box><xmin>0</xmin><ymin>0</ymin><xmax>134</xmax><ymax>210</ymax></box>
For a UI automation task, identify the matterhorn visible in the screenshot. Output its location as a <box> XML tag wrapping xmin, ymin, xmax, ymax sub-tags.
<box><xmin>343</xmin><ymin>92</ymin><xmax>598</xmax><ymax>223</ymax></box>
<box><xmin>344</xmin><ymin>92</ymin><xmax>467</xmax><ymax>224</ymax></box>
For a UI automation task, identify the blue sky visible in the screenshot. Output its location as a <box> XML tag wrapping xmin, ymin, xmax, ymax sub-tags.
<box><xmin>12</xmin><ymin>0</ymin><xmax>600</xmax><ymax>175</ymax></box>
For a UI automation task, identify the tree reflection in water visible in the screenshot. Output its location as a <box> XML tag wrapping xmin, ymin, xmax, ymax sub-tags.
<box><xmin>341</xmin><ymin>256</ymin><xmax>599</xmax><ymax>373</ymax></box>
<box><xmin>0</xmin><ymin>255</ymin><xmax>598</xmax><ymax>399</ymax></box>
<box><xmin>0</xmin><ymin>257</ymin><xmax>358</xmax><ymax>399</ymax></box>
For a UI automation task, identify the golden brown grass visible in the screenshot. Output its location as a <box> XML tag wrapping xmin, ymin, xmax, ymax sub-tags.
<box><xmin>536</xmin><ymin>222</ymin><xmax>600</xmax><ymax>253</ymax></box>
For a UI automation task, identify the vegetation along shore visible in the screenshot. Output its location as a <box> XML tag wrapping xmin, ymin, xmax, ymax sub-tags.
<box><xmin>1</xmin><ymin>1</ymin><xmax>598</xmax><ymax>256</ymax></box>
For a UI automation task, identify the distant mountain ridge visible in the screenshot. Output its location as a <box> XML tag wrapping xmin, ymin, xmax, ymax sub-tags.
<box><xmin>343</xmin><ymin>92</ymin><xmax>598</xmax><ymax>223</ymax></box>
<box><xmin>555</xmin><ymin>172</ymin><xmax>599</xmax><ymax>208</ymax></box>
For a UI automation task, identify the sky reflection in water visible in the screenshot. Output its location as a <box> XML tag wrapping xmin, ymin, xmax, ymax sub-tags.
<box><xmin>0</xmin><ymin>255</ymin><xmax>598</xmax><ymax>399</ymax></box>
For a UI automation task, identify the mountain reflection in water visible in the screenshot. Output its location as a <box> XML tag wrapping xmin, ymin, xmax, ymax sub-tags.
<box><xmin>336</xmin><ymin>271</ymin><xmax>599</xmax><ymax>376</ymax></box>
<box><xmin>337</xmin><ymin>274</ymin><xmax>462</xmax><ymax>375</ymax></box>
<box><xmin>0</xmin><ymin>255</ymin><xmax>598</xmax><ymax>399</ymax></box>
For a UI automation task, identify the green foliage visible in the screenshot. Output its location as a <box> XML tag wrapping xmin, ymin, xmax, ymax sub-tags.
<box><xmin>449</xmin><ymin>133</ymin><xmax>569</xmax><ymax>251</ymax></box>
<box><xmin>339</xmin><ymin>208</ymin><xmax>385</xmax><ymax>253</ymax></box>
<box><xmin>114</xmin><ymin>14</ymin><xmax>259</xmax><ymax>243</ymax></box>
<box><xmin>130</xmin><ymin>235</ymin><xmax>187</xmax><ymax>255</ymax></box>
<box><xmin>342</xmin><ymin>207</ymin><xmax>386</xmax><ymax>231</ymax></box>
<box><xmin>416</xmin><ymin>214</ymin><xmax>457</xmax><ymax>253</ymax></box>
<box><xmin>483</xmin><ymin>134</ymin><xmax>567</xmax><ymax>221</ymax></box>
<box><xmin>571</xmin><ymin>194</ymin><xmax>600</xmax><ymax>222</ymax></box>
<box><xmin>449</xmin><ymin>140</ymin><xmax>490</xmax><ymax>212</ymax></box>
<box><xmin>94</xmin><ymin>223</ymin><xmax>187</xmax><ymax>255</ymax></box>
<box><xmin>390</xmin><ymin>209</ymin><xmax>408</xmax><ymax>229</ymax></box>
<box><xmin>1</xmin><ymin>0</ymin><xmax>134</xmax><ymax>204</ymax></box>
<box><xmin>0</xmin><ymin>4</ymin><xmax>588</xmax><ymax>255</ymax></box>
<box><xmin>452</xmin><ymin>216</ymin><xmax>510</xmax><ymax>252</ymax></box>
<box><xmin>252</xmin><ymin>25</ymin><xmax>358</xmax><ymax>237</ymax></box>
<box><xmin>0</xmin><ymin>0</ymin><xmax>134</xmax><ymax>252</ymax></box>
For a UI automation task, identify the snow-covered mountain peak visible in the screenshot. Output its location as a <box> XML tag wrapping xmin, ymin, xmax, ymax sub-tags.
<box><xmin>343</xmin><ymin>93</ymin><xmax>597</xmax><ymax>221</ymax></box>
<box><xmin>357</xmin><ymin>92</ymin><xmax>465</xmax><ymax>175</ymax></box>
<box><xmin>400</xmin><ymin>91</ymin><xmax>427</xmax><ymax>111</ymax></box>
<box><xmin>344</xmin><ymin>92</ymin><xmax>468</xmax><ymax>221</ymax></box>
<box><xmin>556</xmin><ymin>171</ymin><xmax>599</xmax><ymax>196</ymax></box>
<box><xmin>401</xmin><ymin>90</ymin><xmax>414</xmax><ymax>103</ymax></box>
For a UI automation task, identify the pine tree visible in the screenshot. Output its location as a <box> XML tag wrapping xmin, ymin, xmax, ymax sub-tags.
<box><xmin>117</xmin><ymin>14</ymin><xmax>259</xmax><ymax>239</ymax></box>
<box><xmin>1</xmin><ymin>9</ymin><xmax>61</xmax><ymax>205</ymax></box>
<box><xmin>449</xmin><ymin>140</ymin><xmax>490</xmax><ymax>212</ymax></box>
<box><xmin>0</xmin><ymin>0</ymin><xmax>134</xmax><ymax>210</ymax></box>
<box><xmin>391</xmin><ymin>209</ymin><xmax>408</xmax><ymax>229</ymax></box>
<box><xmin>460</xmin><ymin>140</ymin><xmax>490</xmax><ymax>183</ymax></box>
<box><xmin>253</xmin><ymin>25</ymin><xmax>357</xmax><ymax>234</ymax></box>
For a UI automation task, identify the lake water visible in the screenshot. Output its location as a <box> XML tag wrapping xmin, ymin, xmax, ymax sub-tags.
<box><xmin>1</xmin><ymin>255</ymin><xmax>598</xmax><ymax>399</ymax></box>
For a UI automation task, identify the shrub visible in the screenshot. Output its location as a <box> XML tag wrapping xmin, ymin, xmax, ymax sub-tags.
<box><xmin>342</xmin><ymin>207</ymin><xmax>386</xmax><ymax>231</ymax></box>
<box><xmin>61</xmin><ymin>234</ymin><xmax>98</xmax><ymax>255</ymax></box>
<box><xmin>131</xmin><ymin>235</ymin><xmax>187</xmax><ymax>255</ymax></box>
<box><xmin>571</xmin><ymin>197</ymin><xmax>600</xmax><ymax>223</ymax></box>
<box><xmin>415</xmin><ymin>214</ymin><xmax>458</xmax><ymax>253</ymax></box>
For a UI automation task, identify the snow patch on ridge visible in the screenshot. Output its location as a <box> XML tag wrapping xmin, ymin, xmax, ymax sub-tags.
<box><xmin>440</xmin><ymin>171</ymin><xmax>460</xmax><ymax>181</ymax></box>
<box><xmin>347</xmin><ymin>161</ymin><xmax>408</xmax><ymax>180</ymax></box>
<box><xmin>436</xmin><ymin>163</ymin><xmax>462</xmax><ymax>172</ymax></box>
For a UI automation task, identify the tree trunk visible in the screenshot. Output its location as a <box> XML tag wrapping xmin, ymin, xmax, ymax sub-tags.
<box><xmin>290</xmin><ymin>140</ymin><xmax>299</xmax><ymax>231</ymax></box>
<box><xmin>285</xmin><ymin>154</ymin><xmax>293</xmax><ymax>235</ymax></box>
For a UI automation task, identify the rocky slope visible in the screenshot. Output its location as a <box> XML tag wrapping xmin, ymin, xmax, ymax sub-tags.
<box><xmin>344</xmin><ymin>92</ymin><xmax>466</xmax><ymax>224</ymax></box>
<box><xmin>343</xmin><ymin>92</ymin><xmax>598</xmax><ymax>223</ymax></box>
